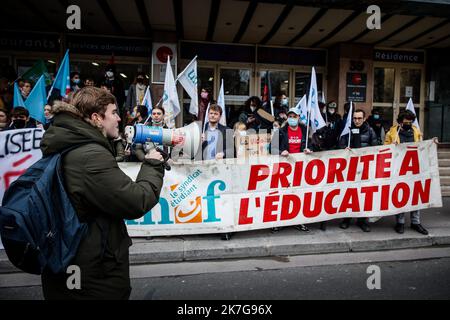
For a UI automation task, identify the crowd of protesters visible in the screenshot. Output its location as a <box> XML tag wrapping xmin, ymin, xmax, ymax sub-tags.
<box><xmin>0</xmin><ymin>68</ymin><xmax>429</xmax><ymax>239</ymax></box>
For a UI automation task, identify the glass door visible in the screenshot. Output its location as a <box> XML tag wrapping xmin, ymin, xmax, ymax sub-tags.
<box><xmin>373</xmin><ymin>63</ymin><xmax>424</xmax><ymax>130</ymax></box>
<box><xmin>219</xmin><ymin>67</ymin><xmax>252</xmax><ymax>126</ymax></box>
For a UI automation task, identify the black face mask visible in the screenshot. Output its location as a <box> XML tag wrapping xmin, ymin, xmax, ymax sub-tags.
<box><xmin>13</xmin><ymin>119</ymin><xmax>26</xmax><ymax>129</ymax></box>
<box><xmin>136</xmin><ymin>78</ymin><xmax>144</xmax><ymax>84</ymax></box>
<box><xmin>402</xmin><ymin>124</ymin><xmax>412</xmax><ymax>131</ymax></box>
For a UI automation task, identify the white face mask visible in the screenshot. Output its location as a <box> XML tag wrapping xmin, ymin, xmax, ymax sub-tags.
<box><xmin>250</xmin><ymin>106</ymin><xmax>256</xmax><ymax>112</ymax></box>
<box><xmin>329</xmin><ymin>109</ymin><xmax>335</xmax><ymax>114</ymax></box>
<box><xmin>238</xmin><ymin>130</ymin><xmax>247</xmax><ymax>137</ymax></box>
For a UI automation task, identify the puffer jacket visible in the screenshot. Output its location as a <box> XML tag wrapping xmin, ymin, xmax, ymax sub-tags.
<box><xmin>40</xmin><ymin>101</ymin><xmax>164</xmax><ymax>300</ymax></box>
<box><xmin>339</xmin><ymin>122</ymin><xmax>377</xmax><ymax>149</ymax></box>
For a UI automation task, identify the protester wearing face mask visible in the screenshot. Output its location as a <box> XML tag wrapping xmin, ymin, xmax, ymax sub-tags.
<box><xmin>273</xmin><ymin>92</ymin><xmax>289</xmax><ymax>122</ymax></box>
<box><xmin>126</xmin><ymin>73</ymin><xmax>148</xmax><ymax>118</ymax></box>
<box><xmin>270</xmin><ymin>107</ymin><xmax>312</xmax><ymax>234</ymax></box>
<box><xmin>0</xmin><ymin>108</ymin><xmax>9</xmax><ymax>131</ymax></box>
<box><xmin>104</xmin><ymin>65</ymin><xmax>126</xmax><ymax>123</ymax></box>
<box><xmin>384</xmin><ymin>110</ymin><xmax>428</xmax><ymax>235</ymax></box>
<box><xmin>70</xmin><ymin>72</ymin><xmax>82</xmax><ymax>93</ymax></box>
<box><xmin>239</xmin><ymin>96</ymin><xmax>273</xmax><ymax>132</ymax></box>
<box><xmin>5</xmin><ymin>106</ymin><xmax>36</xmax><ymax>130</ymax></box>
<box><xmin>367</xmin><ymin>109</ymin><xmax>386</xmax><ymax>145</ymax></box>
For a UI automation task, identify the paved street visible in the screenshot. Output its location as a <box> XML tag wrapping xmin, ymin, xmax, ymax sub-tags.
<box><xmin>1</xmin><ymin>247</ymin><xmax>450</xmax><ymax>300</ymax></box>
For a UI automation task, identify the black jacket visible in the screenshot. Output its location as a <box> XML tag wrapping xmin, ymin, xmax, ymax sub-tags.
<box><xmin>339</xmin><ymin>122</ymin><xmax>377</xmax><ymax>149</ymax></box>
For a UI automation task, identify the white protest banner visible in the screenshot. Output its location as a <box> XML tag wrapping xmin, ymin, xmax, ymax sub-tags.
<box><xmin>122</xmin><ymin>140</ymin><xmax>442</xmax><ymax>236</ymax></box>
<box><xmin>0</xmin><ymin>129</ymin><xmax>44</xmax><ymax>203</ymax></box>
<box><xmin>0</xmin><ymin>129</ymin><xmax>44</xmax><ymax>250</ymax></box>
<box><xmin>0</xmin><ymin>133</ymin><xmax>442</xmax><ymax>238</ymax></box>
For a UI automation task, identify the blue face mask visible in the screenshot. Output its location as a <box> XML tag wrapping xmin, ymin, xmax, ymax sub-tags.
<box><xmin>287</xmin><ymin>118</ymin><xmax>298</xmax><ymax>127</ymax></box>
<box><xmin>73</xmin><ymin>79</ymin><xmax>80</xmax><ymax>84</ymax></box>
<box><xmin>282</xmin><ymin>98</ymin><xmax>288</xmax><ymax>106</ymax></box>
<box><xmin>373</xmin><ymin>114</ymin><xmax>380</xmax><ymax>120</ymax></box>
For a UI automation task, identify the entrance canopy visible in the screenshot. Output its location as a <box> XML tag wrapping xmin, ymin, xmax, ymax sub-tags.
<box><xmin>2</xmin><ymin>0</ymin><xmax>450</xmax><ymax>49</ymax></box>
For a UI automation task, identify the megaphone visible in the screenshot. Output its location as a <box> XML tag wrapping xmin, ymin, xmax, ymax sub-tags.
<box><xmin>124</xmin><ymin>122</ymin><xmax>202</xmax><ymax>161</ymax></box>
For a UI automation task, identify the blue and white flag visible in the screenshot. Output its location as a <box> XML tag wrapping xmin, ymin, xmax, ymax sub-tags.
<box><xmin>162</xmin><ymin>57</ymin><xmax>181</xmax><ymax>128</ymax></box>
<box><xmin>142</xmin><ymin>86</ymin><xmax>153</xmax><ymax>113</ymax></box>
<box><xmin>48</xmin><ymin>49</ymin><xmax>70</xmax><ymax>99</ymax></box>
<box><xmin>406</xmin><ymin>97</ymin><xmax>420</xmax><ymax>131</ymax></box>
<box><xmin>13</xmin><ymin>82</ymin><xmax>25</xmax><ymax>107</ymax></box>
<box><xmin>294</xmin><ymin>95</ymin><xmax>308</xmax><ymax>125</ymax></box>
<box><xmin>177</xmin><ymin>56</ymin><xmax>198</xmax><ymax>117</ymax></box>
<box><xmin>307</xmin><ymin>67</ymin><xmax>326</xmax><ymax>133</ymax></box>
<box><xmin>25</xmin><ymin>75</ymin><xmax>47</xmax><ymax>124</ymax></box>
<box><xmin>217</xmin><ymin>79</ymin><xmax>227</xmax><ymax>126</ymax></box>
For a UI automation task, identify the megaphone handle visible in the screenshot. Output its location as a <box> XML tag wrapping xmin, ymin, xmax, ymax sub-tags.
<box><xmin>153</xmin><ymin>144</ymin><xmax>171</xmax><ymax>171</ymax></box>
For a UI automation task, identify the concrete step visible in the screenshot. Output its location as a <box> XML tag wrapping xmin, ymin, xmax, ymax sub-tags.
<box><xmin>439</xmin><ymin>159</ymin><xmax>450</xmax><ymax>167</ymax></box>
<box><xmin>442</xmin><ymin>186</ymin><xmax>450</xmax><ymax>197</ymax></box>
<box><xmin>440</xmin><ymin>167</ymin><xmax>450</xmax><ymax>176</ymax></box>
<box><xmin>441</xmin><ymin>176</ymin><xmax>450</xmax><ymax>186</ymax></box>
<box><xmin>438</xmin><ymin>151</ymin><xmax>450</xmax><ymax>159</ymax></box>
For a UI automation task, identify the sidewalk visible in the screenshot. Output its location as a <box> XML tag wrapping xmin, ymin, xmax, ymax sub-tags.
<box><xmin>1</xmin><ymin>197</ymin><xmax>449</xmax><ymax>274</ymax></box>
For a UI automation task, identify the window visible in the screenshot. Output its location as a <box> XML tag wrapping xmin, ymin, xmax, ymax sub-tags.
<box><xmin>373</xmin><ymin>67</ymin><xmax>395</xmax><ymax>103</ymax></box>
<box><xmin>400</xmin><ymin>68</ymin><xmax>421</xmax><ymax>104</ymax></box>
<box><xmin>220</xmin><ymin>68</ymin><xmax>251</xmax><ymax>124</ymax></box>
<box><xmin>294</xmin><ymin>72</ymin><xmax>323</xmax><ymax>101</ymax></box>
<box><xmin>260</xmin><ymin>70</ymin><xmax>290</xmax><ymax>99</ymax></box>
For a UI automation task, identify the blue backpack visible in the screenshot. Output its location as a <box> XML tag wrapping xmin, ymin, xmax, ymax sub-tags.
<box><xmin>0</xmin><ymin>147</ymin><xmax>88</xmax><ymax>275</ymax></box>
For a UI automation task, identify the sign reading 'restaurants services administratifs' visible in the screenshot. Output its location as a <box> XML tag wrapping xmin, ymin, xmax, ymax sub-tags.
<box><xmin>123</xmin><ymin>140</ymin><xmax>442</xmax><ymax>237</ymax></box>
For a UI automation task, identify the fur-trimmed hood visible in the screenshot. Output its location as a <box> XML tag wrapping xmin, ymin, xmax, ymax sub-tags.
<box><xmin>40</xmin><ymin>101</ymin><xmax>114</xmax><ymax>156</ymax></box>
<box><xmin>51</xmin><ymin>100</ymin><xmax>84</xmax><ymax>118</ymax></box>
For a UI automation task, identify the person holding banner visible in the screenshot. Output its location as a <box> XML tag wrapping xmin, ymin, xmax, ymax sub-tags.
<box><xmin>270</xmin><ymin>107</ymin><xmax>311</xmax><ymax>233</ymax></box>
<box><xmin>339</xmin><ymin>108</ymin><xmax>377</xmax><ymax>232</ymax></box>
<box><xmin>384</xmin><ymin>110</ymin><xmax>428</xmax><ymax>235</ymax></box>
<box><xmin>39</xmin><ymin>87</ymin><xmax>165</xmax><ymax>300</ymax></box>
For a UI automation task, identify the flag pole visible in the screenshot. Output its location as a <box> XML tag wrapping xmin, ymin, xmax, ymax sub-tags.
<box><xmin>347</xmin><ymin>101</ymin><xmax>353</xmax><ymax>148</ymax></box>
<box><xmin>305</xmin><ymin>104</ymin><xmax>310</xmax><ymax>151</ymax></box>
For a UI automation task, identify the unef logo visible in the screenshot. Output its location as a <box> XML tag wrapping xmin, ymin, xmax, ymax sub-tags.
<box><xmin>171</xmin><ymin>183</ymin><xmax>203</xmax><ymax>223</ymax></box>
<box><xmin>126</xmin><ymin>180</ymin><xmax>226</xmax><ymax>226</ymax></box>
<box><xmin>188</xmin><ymin>69</ymin><xmax>197</xmax><ymax>86</ymax></box>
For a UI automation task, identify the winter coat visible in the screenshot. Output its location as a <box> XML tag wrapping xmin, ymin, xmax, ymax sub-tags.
<box><xmin>339</xmin><ymin>122</ymin><xmax>377</xmax><ymax>149</ymax></box>
<box><xmin>126</xmin><ymin>84</ymin><xmax>148</xmax><ymax>113</ymax></box>
<box><xmin>384</xmin><ymin>125</ymin><xmax>421</xmax><ymax>145</ymax></box>
<box><xmin>40</xmin><ymin>101</ymin><xmax>164</xmax><ymax>300</ymax></box>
